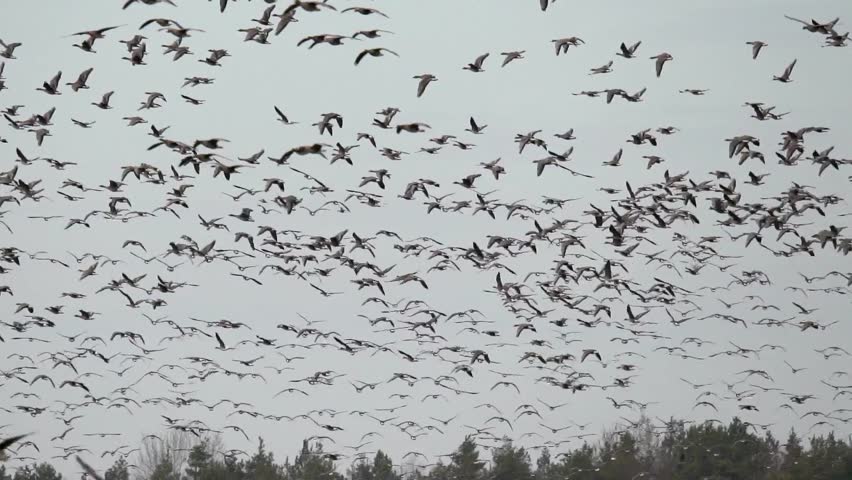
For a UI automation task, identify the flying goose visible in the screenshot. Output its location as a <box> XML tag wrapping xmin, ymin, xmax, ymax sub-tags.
<box><xmin>342</xmin><ymin>7</ymin><xmax>388</xmax><ymax>17</ymax></box>
<box><xmin>92</xmin><ymin>91</ymin><xmax>114</xmax><ymax>109</ymax></box>
<box><xmin>36</xmin><ymin>71</ymin><xmax>62</xmax><ymax>95</ymax></box>
<box><xmin>552</xmin><ymin>37</ymin><xmax>584</xmax><ymax>55</ymax></box>
<box><xmin>463</xmin><ymin>53</ymin><xmax>489</xmax><ymax>72</ymax></box>
<box><xmin>413</xmin><ymin>74</ymin><xmax>437</xmax><ymax>97</ymax></box>
<box><xmin>66</xmin><ymin>68</ymin><xmax>93</xmax><ymax>92</ymax></box>
<box><xmin>353</xmin><ymin>29</ymin><xmax>394</xmax><ymax>39</ymax></box>
<box><xmin>746</xmin><ymin>40</ymin><xmax>767</xmax><ymax>59</ymax></box>
<box><xmin>589</xmin><ymin>60</ymin><xmax>613</xmax><ymax>75</ymax></box>
<box><xmin>616</xmin><ymin>41</ymin><xmax>641</xmax><ymax>58</ymax></box>
<box><xmin>773</xmin><ymin>59</ymin><xmax>797</xmax><ymax>82</ymax></box>
<box><xmin>0</xmin><ymin>39</ymin><xmax>22</xmax><ymax>59</ymax></box>
<box><xmin>501</xmin><ymin>50</ymin><xmax>525</xmax><ymax>67</ymax></box>
<box><xmin>466</xmin><ymin>117</ymin><xmax>487</xmax><ymax>134</ymax></box>
<box><xmin>354</xmin><ymin>47</ymin><xmax>399</xmax><ymax>65</ymax></box>
<box><xmin>650</xmin><ymin>52</ymin><xmax>673</xmax><ymax>77</ymax></box>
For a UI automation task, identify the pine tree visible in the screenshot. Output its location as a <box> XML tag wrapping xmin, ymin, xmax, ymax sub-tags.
<box><xmin>534</xmin><ymin>447</ymin><xmax>552</xmax><ymax>480</ymax></box>
<box><xmin>149</xmin><ymin>454</ymin><xmax>179</xmax><ymax>480</ymax></box>
<box><xmin>449</xmin><ymin>436</ymin><xmax>484</xmax><ymax>480</ymax></box>
<box><xmin>372</xmin><ymin>451</ymin><xmax>398</xmax><ymax>480</ymax></box>
<box><xmin>490</xmin><ymin>440</ymin><xmax>532</xmax><ymax>480</ymax></box>
<box><xmin>11</xmin><ymin>463</ymin><xmax>62</xmax><ymax>480</ymax></box>
<box><xmin>349</xmin><ymin>459</ymin><xmax>373</xmax><ymax>480</ymax></box>
<box><xmin>288</xmin><ymin>440</ymin><xmax>342</xmax><ymax>480</ymax></box>
<box><xmin>185</xmin><ymin>441</ymin><xmax>213</xmax><ymax>480</ymax></box>
<box><xmin>244</xmin><ymin>438</ymin><xmax>285</xmax><ymax>480</ymax></box>
<box><xmin>104</xmin><ymin>457</ymin><xmax>129</xmax><ymax>480</ymax></box>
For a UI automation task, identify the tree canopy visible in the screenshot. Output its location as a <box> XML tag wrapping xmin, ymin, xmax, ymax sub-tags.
<box><xmin>2</xmin><ymin>417</ymin><xmax>851</xmax><ymax>480</ymax></box>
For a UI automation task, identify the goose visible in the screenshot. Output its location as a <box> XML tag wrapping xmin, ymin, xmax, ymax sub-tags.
<box><xmin>139</xmin><ymin>91</ymin><xmax>166</xmax><ymax>110</ymax></box>
<box><xmin>773</xmin><ymin>59</ymin><xmax>797</xmax><ymax>82</ymax></box>
<box><xmin>0</xmin><ymin>39</ymin><xmax>22</xmax><ymax>59</ymax></box>
<box><xmin>396</xmin><ymin>122</ymin><xmax>431</xmax><ymax>134</ymax></box>
<box><xmin>589</xmin><ymin>60</ymin><xmax>613</xmax><ymax>75</ymax></box>
<box><xmin>274</xmin><ymin>105</ymin><xmax>297</xmax><ymax>125</ymax></box>
<box><xmin>650</xmin><ymin>52</ymin><xmax>673</xmax><ymax>77</ymax></box>
<box><xmin>501</xmin><ymin>50</ymin><xmax>525</xmax><ymax>67</ymax></box>
<box><xmin>199</xmin><ymin>48</ymin><xmax>230</xmax><ymax>66</ymax></box>
<box><xmin>413</xmin><ymin>74</ymin><xmax>437</xmax><ymax>97</ymax></box>
<box><xmin>342</xmin><ymin>7</ymin><xmax>389</xmax><ymax>17</ymax></box>
<box><xmin>229</xmin><ymin>208</ymin><xmax>254</xmax><ymax>222</ymax></box>
<box><xmin>0</xmin><ymin>434</ymin><xmax>29</xmax><ymax>454</ymax></box>
<box><xmin>784</xmin><ymin>15</ymin><xmax>839</xmax><ymax>34</ymax></box>
<box><xmin>581</xmin><ymin>349</ymin><xmax>602</xmax><ymax>362</ymax></box>
<box><xmin>92</xmin><ymin>91</ymin><xmax>114</xmax><ymax>109</ymax></box>
<box><xmin>181</xmin><ymin>94</ymin><xmax>204</xmax><ymax>105</ymax></box>
<box><xmin>466</xmin><ymin>117</ymin><xmax>487</xmax><ymax>134</ymax></box>
<box><xmin>66</xmin><ymin>67</ymin><xmax>93</xmax><ymax>92</ymax></box>
<box><xmin>552</xmin><ymin>37</ymin><xmax>584</xmax><ymax>55</ymax></box>
<box><xmin>463</xmin><ymin>53</ymin><xmax>489</xmax><ymax>72</ymax></box>
<box><xmin>298</xmin><ymin>34</ymin><xmax>350</xmax><ymax>49</ymax></box>
<box><xmin>354</xmin><ymin>47</ymin><xmax>399</xmax><ymax>66</ymax></box>
<box><xmin>746</xmin><ymin>40</ymin><xmax>767</xmax><ymax>59</ymax></box>
<box><xmin>251</xmin><ymin>4</ymin><xmax>276</xmax><ymax>25</ymax></box>
<box><xmin>314</xmin><ymin>112</ymin><xmax>343</xmax><ymax>135</ymax></box>
<box><xmin>616</xmin><ymin>41</ymin><xmax>641</xmax><ymax>58</ymax></box>
<box><xmin>123</xmin><ymin>0</ymin><xmax>176</xmax><ymax>7</ymax></box>
<box><xmin>123</xmin><ymin>43</ymin><xmax>147</xmax><ymax>65</ymax></box>
<box><xmin>480</xmin><ymin>158</ymin><xmax>505</xmax><ymax>179</ymax></box>
<box><xmin>70</xmin><ymin>25</ymin><xmax>122</xmax><ymax>41</ymax></box>
<box><xmin>71</xmin><ymin>119</ymin><xmax>95</xmax><ymax>128</ymax></box>
<box><xmin>353</xmin><ymin>29</ymin><xmax>394</xmax><ymax>39</ymax></box>
<box><xmin>36</xmin><ymin>71</ymin><xmax>62</xmax><ymax>95</ymax></box>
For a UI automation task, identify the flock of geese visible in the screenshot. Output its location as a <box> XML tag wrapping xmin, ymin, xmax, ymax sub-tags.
<box><xmin>1</xmin><ymin>0</ymin><xmax>852</xmax><ymax>478</ymax></box>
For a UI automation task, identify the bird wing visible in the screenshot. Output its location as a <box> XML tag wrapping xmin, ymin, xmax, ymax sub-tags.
<box><xmin>784</xmin><ymin>59</ymin><xmax>797</xmax><ymax>77</ymax></box>
<box><xmin>76</xmin><ymin>457</ymin><xmax>105</xmax><ymax>480</ymax></box>
<box><xmin>784</xmin><ymin>15</ymin><xmax>809</xmax><ymax>25</ymax></box>
<box><xmin>354</xmin><ymin>49</ymin><xmax>369</xmax><ymax>65</ymax></box>
<box><xmin>417</xmin><ymin>78</ymin><xmax>428</xmax><ymax>97</ymax></box>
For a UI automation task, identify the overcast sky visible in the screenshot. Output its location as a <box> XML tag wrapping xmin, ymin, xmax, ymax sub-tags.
<box><xmin>1</xmin><ymin>0</ymin><xmax>851</xmax><ymax>477</ymax></box>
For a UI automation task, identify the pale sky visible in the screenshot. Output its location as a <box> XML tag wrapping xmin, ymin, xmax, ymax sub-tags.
<box><xmin>1</xmin><ymin>0</ymin><xmax>851</xmax><ymax>477</ymax></box>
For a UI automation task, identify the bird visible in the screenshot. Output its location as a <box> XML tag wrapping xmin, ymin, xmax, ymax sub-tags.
<box><xmin>66</xmin><ymin>67</ymin><xmax>93</xmax><ymax>92</ymax></box>
<box><xmin>463</xmin><ymin>53</ymin><xmax>489</xmax><ymax>72</ymax></box>
<box><xmin>746</xmin><ymin>40</ymin><xmax>767</xmax><ymax>59</ymax></box>
<box><xmin>36</xmin><ymin>71</ymin><xmax>62</xmax><ymax>95</ymax></box>
<box><xmin>342</xmin><ymin>7</ymin><xmax>388</xmax><ymax>17</ymax></box>
<box><xmin>773</xmin><ymin>59</ymin><xmax>797</xmax><ymax>82</ymax></box>
<box><xmin>466</xmin><ymin>117</ymin><xmax>488</xmax><ymax>135</ymax></box>
<box><xmin>581</xmin><ymin>349</ymin><xmax>602</xmax><ymax>362</ymax></box>
<box><xmin>0</xmin><ymin>39</ymin><xmax>23</xmax><ymax>59</ymax></box>
<box><xmin>413</xmin><ymin>74</ymin><xmax>437</xmax><ymax>97</ymax></box>
<box><xmin>552</xmin><ymin>37</ymin><xmax>584</xmax><ymax>55</ymax></box>
<box><xmin>274</xmin><ymin>106</ymin><xmax>297</xmax><ymax>125</ymax></box>
<box><xmin>0</xmin><ymin>434</ymin><xmax>29</xmax><ymax>454</ymax></box>
<box><xmin>650</xmin><ymin>52</ymin><xmax>673</xmax><ymax>77</ymax></box>
<box><xmin>92</xmin><ymin>91</ymin><xmax>115</xmax><ymax>109</ymax></box>
<box><xmin>354</xmin><ymin>48</ymin><xmax>398</xmax><ymax>66</ymax></box>
<box><xmin>0</xmin><ymin>3</ymin><xmax>848</xmax><ymax>470</ymax></box>
<box><xmin>501</xmin><ymin>50</ymin><xmax>525</xmax><ymax>67</ymax></box>
<box><xmin>617</xmin><ymin>41</ymin><xmax>642</xmax><ymax>58</ymax></box>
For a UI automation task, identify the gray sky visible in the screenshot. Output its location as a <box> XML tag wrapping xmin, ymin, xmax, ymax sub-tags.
<box><xmin>1</xmin><ymin>0</ymin><xmax>851</xmax><ymax>477</ymax></box>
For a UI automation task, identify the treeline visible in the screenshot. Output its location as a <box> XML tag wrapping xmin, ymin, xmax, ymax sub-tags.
<box><xmin>2</xmin><ymin>417</ymin><xmax>851</xmax><ymax>480</ymax></box>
